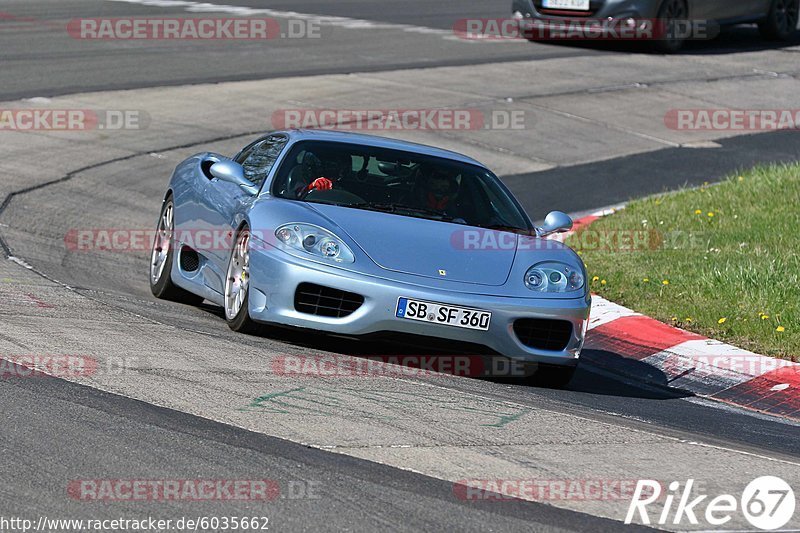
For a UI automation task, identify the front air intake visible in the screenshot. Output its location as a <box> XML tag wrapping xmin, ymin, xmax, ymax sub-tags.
<box><xmin>179</xmin><ymin>246</ymin><xmax>200</xmax><ymax>272</ymax></box>
<box><xmin>294</xmin><ymin>283</ymin><xmax>364</xmax><ymax>318</ymax></box>
<box><xmin>513</xmin><ymin>318</ymin><xmax>573</xmax><ymax>351</ymax></box>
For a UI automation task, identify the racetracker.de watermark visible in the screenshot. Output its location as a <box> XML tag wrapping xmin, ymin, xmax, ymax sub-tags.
<box><xmin>67</xmin><ymin>479</ymin><xmax>285</xmax><ymax>501</ymax></box>
<box><xmin>454</xmin><ymin>479</ymin><xmax>655</xmax><ymax>501</ymax></box>
<box><xmin>453</xmin><ymin>18</ymin><xmax>718</xmax><ymax>41</ymax></box>
<box><xmin>0</xmin><ymin>109</ymin><xmax>148</xmax><ymax>131</ymax></box>
<box><xmin>665</xmin><ymin>109</ymin><xmax>800</xmax><ymax>131</ymax></box>
<box><xmin>0</xmin><ymin>355</ymin><xmax>150</xmax><ymax>379</ymax></box>
<box><xmin>450</xmin><ymin>229</ymin><xmax>707</xmax><ymax>252</ymax></box>
<box><xmin>661</xmin><ymin>354</ymin><xmax>799</xmax><ymax>377</ymax></box>
<box><xmin>271</xmin><ymin>108</ymin><xmax>528</xmax><ymax>131</ymax></box>
<box><xmin>0</xmin><ymin>355</ymin><xmax>97</xmax><ymax>378</ymax></box>
<box><xmin>66</xmin><ymin>17</ymin><xmax>321</xmax><ymax>40</ymax></box>
<box><xmin>271</xmin><ymin>354</ymin><xmax>533</xmax><ymax>378</ymax></box>
<box><xmin>64</xmin><ymin>228</ymin><xmax>276</xmax><ymax>253</ymax></box>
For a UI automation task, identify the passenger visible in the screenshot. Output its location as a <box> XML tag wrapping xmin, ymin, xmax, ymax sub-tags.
<box><xmin>418</xmin><ymin>166</ymin><xmax>460</xmax><ymax>212</ymax></box>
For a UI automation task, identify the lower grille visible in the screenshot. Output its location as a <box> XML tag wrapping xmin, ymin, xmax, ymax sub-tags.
<box><xmin>294</xmin><ymin>283</ymin><xmax>364</xmax><ymax>318</ymax></box>
<box><xmin>513</xmin><ymin>318</ymin><xmax>573</xmax><ymax>351</ymax></box>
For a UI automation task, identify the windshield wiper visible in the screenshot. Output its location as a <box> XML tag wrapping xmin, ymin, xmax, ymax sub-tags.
<box><xmin>481</xmin><ymin>224</ymin><xmax>532</xmax><ymax>235</ymax></box>
<box><xmin>347</xmin><ymin>201</ymin><xmax>396</xmax><ymax>213</ymax></box>
<box><xmin>346</xmin><ymin>202</ymin><xmax>454</xmax><ymax>221</ymax></box>
<box><xmin>391</xmin><ymin>203</ymin><xmax>455</xmax><ymax>221</ymax></box>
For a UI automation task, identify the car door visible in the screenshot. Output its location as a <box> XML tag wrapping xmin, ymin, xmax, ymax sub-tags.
<box><xmin>687</xmin><ymin>0</ymin><xmax>722</xmax><ymax>20</ymax></box>
<box><xmin>199</xmin><ymin>134</ymin><xmax>289</xmax><ymax>268</ymax></box>
<box><xmin>689</xmin><ymin>0</ymin><xmax>756</xmax><ymax>20</ymax></box>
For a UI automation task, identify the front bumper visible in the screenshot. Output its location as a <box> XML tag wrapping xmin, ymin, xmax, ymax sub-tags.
<box><xmin>512</xmin><ymin>0</ymin><xmax>659</xmax><ymax>21</ymax></box>
<box><xmin>248</xmin><ymin>245</ymin><xmax>591</xmax><ymax>366</ymax></box>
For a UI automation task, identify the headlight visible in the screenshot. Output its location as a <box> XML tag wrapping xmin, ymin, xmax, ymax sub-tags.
<box><xmin>275</xmin><ymin>224</ymin><xmax>355</xmax><ymax>263</ymax></box>
<box><xmin>524</xmin><ymin>262</ymin><xmax>584</xmax><ymax>293</ymax></box>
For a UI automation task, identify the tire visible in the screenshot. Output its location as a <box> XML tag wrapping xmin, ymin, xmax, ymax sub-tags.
<box><xmin>224</xmin><ymin>225</ymin><xmax>262</xmax><ymax>334</ymax></box>
<box><xmin>527</xmin><ymin>364</ymin><xmax>577</xmax><ymax>389</ymax></box>
<box><xmin>149</xmin><ymin>196</ymin><xmax>205</xmax><ymax>305</ymax></box>
<box><xmin>653</xmin><ymin>0</ymin><xmax>689</xmax><ymax>53</ymax></box>
<box><xmin>759</xmin><ymin>0</ymin><xmax>799</xmax><ymax>41</ymax></box>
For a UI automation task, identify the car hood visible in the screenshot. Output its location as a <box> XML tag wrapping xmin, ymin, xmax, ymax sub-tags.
<box><xmin>308</xmin><ymin>203</ymin><xmax>519</xmax><ymax>286</ymax></box>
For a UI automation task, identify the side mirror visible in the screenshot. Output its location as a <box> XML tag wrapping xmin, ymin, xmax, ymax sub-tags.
<box><xmin>210</xmin><ymin>160</ymin><xmax>258</xmax><ymax>194</ymax></box>
<box><xmin>536</xmin><ymin>211</ymin><xmax>573</xmax><ymax>237</ymax></box>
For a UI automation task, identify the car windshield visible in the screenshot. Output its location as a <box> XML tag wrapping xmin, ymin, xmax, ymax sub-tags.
<box><xmin>272</xmin><ymin>140</ymin><xmax>531</xmax><ymax>232</ymax></box>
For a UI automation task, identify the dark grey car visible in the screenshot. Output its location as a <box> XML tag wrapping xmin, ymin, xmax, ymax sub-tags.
<box><xmin>511</xmin><ymin>0</ymin><xmax>799</xmax><ymax>51</ymax></box>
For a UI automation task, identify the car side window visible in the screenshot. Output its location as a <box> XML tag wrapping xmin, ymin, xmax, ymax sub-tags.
<box><xmin>238</xmin><ymin>135</ymin><xmax>288</xmax><ymax>187</ymax></box>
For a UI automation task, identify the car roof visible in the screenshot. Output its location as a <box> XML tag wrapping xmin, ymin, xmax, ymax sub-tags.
<box><xmin>276</xmin><ymin>129</ymin><xmax>486</xmax><ymax>168</ymax></box>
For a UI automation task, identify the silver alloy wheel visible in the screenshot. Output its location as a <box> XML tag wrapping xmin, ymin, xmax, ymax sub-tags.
<box><xmin>150</xmin><ymin>202</ymin><xmax>173</xmax><ymax>285</ymax></box>
<box><xmin>225</xmin><ymin>229</ymin><xmax>250</xmax><ymax>320</ymax></box>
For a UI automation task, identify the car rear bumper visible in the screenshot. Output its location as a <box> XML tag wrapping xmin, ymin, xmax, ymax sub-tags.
<box><xmin>248</xmin><ymin>245</ymin><xmax>591</xmax><ymax>366</ymax></box>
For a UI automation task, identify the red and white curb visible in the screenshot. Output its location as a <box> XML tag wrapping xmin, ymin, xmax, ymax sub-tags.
<box><xmin>562</xmin><ymin>210</ymin><xmax>800</xmax><ymax>421</ymax></box>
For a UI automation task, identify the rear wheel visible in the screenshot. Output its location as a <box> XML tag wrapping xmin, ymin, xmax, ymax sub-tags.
<box><xmin>759</xmin><ymin>0</ymin><xmax>799</xmax><ymax>41</ymax></box>
<box><xmin>653</xmin><ymin>0</ymin><xmax>689</xmax><ymax>53</ymax></box>
<box><xmin>224</xmin><ymin>226</ymin><xmax>262</xmax><ymax>334</ymax></box>
<box><xmin>149</xmin><ymin>197</ymin><xmax>204</xmax><ymax>305</ymax></box>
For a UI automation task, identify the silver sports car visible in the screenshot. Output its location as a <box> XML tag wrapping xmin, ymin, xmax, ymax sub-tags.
<box><xmin>150</xmin><ymin>130</ymin><xmax>591</xmax><ymax>385</ymax></box>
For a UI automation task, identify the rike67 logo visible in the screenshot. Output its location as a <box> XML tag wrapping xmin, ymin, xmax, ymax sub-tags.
<box><xmin>626</xmin><ymin>477</ymin><xmax>795</xmax><ymax>530</ymax></box>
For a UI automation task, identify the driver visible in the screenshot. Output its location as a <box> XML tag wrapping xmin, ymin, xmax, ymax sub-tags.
<box><xmin>294</xmin><ymin>150</ymin><xmax>351</xmax><ymax>198</ymax></box>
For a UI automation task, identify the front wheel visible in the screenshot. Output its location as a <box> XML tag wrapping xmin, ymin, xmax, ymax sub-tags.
<box><xmin>759</xmin><ymin>0</ymin><xmax>799</xmax><ymax>41</ymax></box>
<box><xmin>224</xmin><ymin>226</ymin><xmax>262</xmax><ymax>334</ymax></box>
<box><xmin>149</xmin><ymin>197</ymin><xmax>204</xmax><ymax>305</ymax></box>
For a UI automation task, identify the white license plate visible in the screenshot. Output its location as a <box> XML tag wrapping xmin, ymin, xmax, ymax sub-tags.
<box><xmin>542</xmin><ymin>0</ymin><xmax>590</xmax><ymax>10</ymax></box>
<box><xmin>395</xmin><ymin>298</ymin><xmax>491</xmax><ymax>331</ymax></box>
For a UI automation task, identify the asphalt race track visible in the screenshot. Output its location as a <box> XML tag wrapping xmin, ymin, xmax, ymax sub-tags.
<box><xmin>0</xmin><ymin>0</ymin><xmax>604</xmax><ymax>100</ymax></box>
<box><xmin>1</xmin><ymin>1</ymin><xmax>800</xmax><ymax>531</ymax></box>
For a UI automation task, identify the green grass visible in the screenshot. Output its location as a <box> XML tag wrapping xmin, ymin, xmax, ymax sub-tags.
<box><xmin>568</xmin><ymin>163</ymin><xmax>800</xmax><ymax>360</ymax></box>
